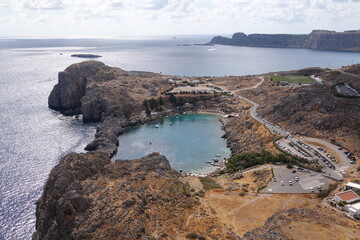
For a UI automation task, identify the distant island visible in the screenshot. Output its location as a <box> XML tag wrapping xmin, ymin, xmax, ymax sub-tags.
<box><xmin>71</xmin><ymin>54</ymin><xmax>102</xmax><ymax>58</ymax></box>
<box><xmin>209</xmin><ymin>30</ymin><xmax>360</xmax><ymax>51</ymax></box>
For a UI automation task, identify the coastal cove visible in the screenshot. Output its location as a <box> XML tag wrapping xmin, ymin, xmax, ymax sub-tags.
<box><xmin>113</xmin><ymin>113</ymin><xmax>231</xmax><ymax>174</ymax></box>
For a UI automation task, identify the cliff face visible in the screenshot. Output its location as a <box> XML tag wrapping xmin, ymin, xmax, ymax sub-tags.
<box><xmin>304</xmin><ymin>30</ymin><xmax>360</xmax><ymax>51</ymax></box>
<box><xmin>34</xmin><ymin>153</ymin><xmax>203</xmax><ymax>240</ymax></box>
<box><xmin>48</xmin><ymin>61</ymin><xmax>110</xmax><ymax>115</ymax></box>
<box><xmin>48</xmin><ymin>61</ymin><xmax>170</xmax><ymax>155</ymax></box>
<box><xmin>210</xmin><ymin>32</ymin><xmax>307</xmax><ymax>48</ymax></box>
<box><xmin>210</xmin><ymin>30</ymin><xmax>360</xmax><ymax>51</ymax></box>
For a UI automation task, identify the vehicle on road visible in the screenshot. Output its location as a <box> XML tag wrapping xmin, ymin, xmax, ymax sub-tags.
<box><xmin>294</xmin><ymin>176</ymin><xmax>299</xmax><ymax>181</ymax></box>
<box><xmin>310</xmin><ymin>187</ymin><xmax>314</xmax><ymax>193</ymax></box>
<box><xmin>317</xmin><ymin>186</ymin><xmax>322</xmax><ymax>191</ymax></box>
<box><xmin>281</xmin><ymin>181</ymin><xmax>284</xmax><ymax>186</ymax></box>
<box><xmin>289</xmin><ymin>180</ymin><xmax>293</xmax><ymax>186</ymax></box>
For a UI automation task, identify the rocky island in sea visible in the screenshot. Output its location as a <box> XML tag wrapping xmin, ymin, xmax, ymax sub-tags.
<box><xmin>209</xmin><ymin>30</ymin><xmax>360</xmax><ymax>51</ymax></box>
<box><xmin>34</xmin><ymin>61</ymin><xmax>360</xmax><ymax>239</ymax></box>
<box><xmin>71</xmin><ymin>54</ymin><xmax>102</xmax><ymax>58</ymax></box>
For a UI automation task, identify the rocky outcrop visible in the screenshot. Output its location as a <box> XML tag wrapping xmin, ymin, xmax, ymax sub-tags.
<box><xmin>48</xmin><ymin>61</ymin><xmax>169</xmax><ymax>155</ymax></box>
<box><xmin>71</xmin><ymin>54</ymin><xmax>102</xmax><ymax>58</ymax></box>
<box><xmin>34</xmin><ymin>152</ymin><xmax>111</xmax><ymax>240</ymax></box>
<box><xmin>48</xmin><ymin>61</ymin><xmax>110</xmax><ymax>115</ymax></box>
<box><xmin>304</xmin><ymin>30</ymin><xmax>360</xmax><ymax>51</ymax></box>
<box><xmin>210</xmin><ymin>30</ymin><xmax>360</xmax><ymax>51</ymax></box>
<box><xmin>210</xmin><ymin>32</ymin><xmax>308</xmax><ymax>48</ymax></box>
<box><xmin>34</xmin><ymin>153</ymin><xmax>202</xmax><ymax>240</ymax></box>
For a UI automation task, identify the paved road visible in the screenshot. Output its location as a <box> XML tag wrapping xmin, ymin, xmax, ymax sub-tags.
<box><xmin>340</xmin><ymin>71</ymin><xmax>360</xmax><ymax>78</ymax></box>
<box><xmin>231</xmin><ymin>77</ymin><xmax>290</xmax><ymax>137</ymax></box>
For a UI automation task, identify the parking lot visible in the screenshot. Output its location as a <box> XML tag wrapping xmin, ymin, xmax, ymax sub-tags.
<box><xmin>261</xmin><ymin>165</ymin><xmax>334</xmax><ymax>194</ymax></box>
<box><xmin>335</xmin><ymin>84</ymin><xmax>360</xmax><ymax>97</ymax></box>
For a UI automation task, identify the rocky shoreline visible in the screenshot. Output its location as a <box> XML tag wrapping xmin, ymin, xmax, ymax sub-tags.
<box><xmin>35</xmin><ymin>60</ymin><xmax>360</xmax><ymax>239</ymax></box>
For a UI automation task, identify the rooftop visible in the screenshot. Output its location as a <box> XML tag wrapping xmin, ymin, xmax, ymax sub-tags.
<box><xmin>348</xmin><ymin>202</ymin><xmax>360</xmax><ymax>210</ymax></box>
<box><xmin>346</xmin><ymin>182</ymin><xmax>360</xmax><ymax>189</ymax></box>
<box><xmin>335</xmin><ymin>190</ymin><xmax>360</xmax><ymax>202</ymax></box>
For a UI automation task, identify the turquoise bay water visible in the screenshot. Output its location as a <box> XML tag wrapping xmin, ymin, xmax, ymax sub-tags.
<box><xmin>113</xmin><ymin>114</ymin><xmax>231</xmax><ymax>174</ymax></box>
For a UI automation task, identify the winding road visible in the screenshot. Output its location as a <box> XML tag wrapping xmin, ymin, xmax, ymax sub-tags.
<box><xmin>228</xmin><ymin>76</ymin><xmax>349</xmax><ymax>180</ymax></box>
<box><xmin>231</xmin><ymin>77</ymin><xmax>290</xmax><ymax>137</ymax></box>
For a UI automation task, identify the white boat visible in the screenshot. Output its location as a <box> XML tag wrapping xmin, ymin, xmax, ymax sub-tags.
<box><xmin>169</xmin><ymin>122</ymin><xmax>173</xmax><ymax>125</ymax></box>
<box><xmin>155</xmin><ymin>124</ymin><xmax>159</xmax><ymax>128</ymax></box>
<box><xmin>215</xmin><ymin>154</ymin><xmax>221</xmax><ymax>157</ymax></box>
<box><xmin>213</xmin><ymin>158</ymin><xmax>219</xmax><ymax>162</ymax></box>
<box><xmin>206</xmin><ymin>161</ymin><xmax>212</xmax><ymax>164</ymax></box>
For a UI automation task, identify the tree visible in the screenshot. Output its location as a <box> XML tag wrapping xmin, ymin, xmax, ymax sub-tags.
<box><xmin>143</xmin><ymin>100</ymin><xmax>151</xmax><ymax>115</ymax></box>
<box><xmin>158</xmin><ymin>96</ymin><xmax>164</xmax><ymax>106</ymax></box>
<box><xmin>149</xmin><ymin>98</ymin><xmax>158</xmax><ymax>111</ymax></box>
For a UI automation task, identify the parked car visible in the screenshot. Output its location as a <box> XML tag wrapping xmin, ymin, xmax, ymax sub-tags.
<box><xmin>281</xmin><ymin>181</ymin><xmax>284</xmax><ymax>186</ymax></box>
<box><xmin>317</xmin><ymin>186</ymin><xmax>322</xmax><ymax>191</ymax></box>
<box><xmin>289</xmin><ymin>180</ymin><xmax>293</xmax><ymax>186</ymax></box>
<box><xmin>310</xmin><ymin>187</ymin><xmax>314</xmax><ymax>193</ymax></box>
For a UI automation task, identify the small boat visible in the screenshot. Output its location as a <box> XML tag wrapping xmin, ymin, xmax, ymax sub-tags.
<box><xmin>155</xmin><ymin>124</ymin><xmax>159</xmax><ymax>128</ymax></box>
<box><xmin>213</xmin><ymin>158</ymin><xmax>219</xmax><ymax>162</ymax></box>
<box><xmin>206</xmin><ymin>161</ymin><xmax>212</xmax><ymax>164</ymax></box>
<box><xmin>169</xmin><ymin>122</ymin><xmax>173</xmax><ymax>125</ymax></box>
<box><xmin>176</xmin><ymin>116</ymin><xmax>179</xmax><ymax>119</ymax></box>
<box><xmin>215</xmin><ymin>154</ymin><xmax>221</xmax><ymax>157</ymax></box>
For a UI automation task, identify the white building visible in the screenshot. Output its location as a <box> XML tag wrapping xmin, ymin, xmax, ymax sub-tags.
<box><xmin>345</xmin><ymin>182</ymin><xmax>360</xmax><ymax>192</ymax></box>
<box><xmin>347</xmin><ymin>202</ymin><xmax>360</xmax><ymax>217</ymax></box>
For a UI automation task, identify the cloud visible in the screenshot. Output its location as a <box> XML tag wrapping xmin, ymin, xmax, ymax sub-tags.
<box><xmin>0</xmin><ymin>0</ymin><xmax>359</xmax><ymax>36</ymax></box>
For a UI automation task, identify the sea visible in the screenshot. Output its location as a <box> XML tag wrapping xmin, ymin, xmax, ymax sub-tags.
<box><xmin>113</xmin><ymin>113</ymin><xmax>231</xmax><ymax>174</ymax></box>
<box><xmin>0</xmin><ymin>35</ymin><xmax>360</xmax><ymax>239</ymax></box>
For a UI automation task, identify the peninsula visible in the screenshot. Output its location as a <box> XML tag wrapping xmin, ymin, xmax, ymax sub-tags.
<box><xmin>34</xmin><ymin>61</ymin><xmax>360</xmax><ymax>239</ymax></box>
<box><xmin>209</xmin><ymin>30</ymin><xmax>360</xmax><ymax>51</ymax></box>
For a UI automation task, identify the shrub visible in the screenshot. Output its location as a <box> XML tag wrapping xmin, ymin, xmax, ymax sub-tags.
<box><xmin>185</xmin><ymin>232</ymin><xmax>199</xmax><ymax>239</ymax></box>
<box><xmin>199</xmin><ymin>177</ymin><xmax>222</xmax><ymax>191</ymax></box>
<box><xmin>224</xmin><ymin>151</ymin><xmax>293</xmax><ymax>173</ymax></box>
<box><xmin>239</xmin><ymin>192</ymin><xmax>246</xmax><ymax>197</ymax></box>
<box><xmin>317</xmin><ymin>184</ymin><xmax>337</xmax><ymax>199</ymax></box>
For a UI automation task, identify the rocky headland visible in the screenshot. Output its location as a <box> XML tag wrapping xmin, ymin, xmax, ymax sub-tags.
<box><xmin>210</xmin><ymin>30</ymin><xmax>360</xmax><ymax>51</ymax></box>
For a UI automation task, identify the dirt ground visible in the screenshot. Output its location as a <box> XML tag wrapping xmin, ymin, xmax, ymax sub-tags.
<box><xmin>183</xmin><ymin>168</ymin><xmax>320</xmax><ymax>238</ymax></box>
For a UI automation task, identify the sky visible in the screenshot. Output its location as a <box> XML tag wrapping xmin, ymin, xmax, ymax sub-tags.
<box><xmin>0</xmin><ymin>0</ymin><xmax>359</xmax><ymax>37</ymax></box>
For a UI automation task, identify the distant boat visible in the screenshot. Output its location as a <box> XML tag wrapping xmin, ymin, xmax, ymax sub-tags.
<box><xmin>206</xmin><ymin>161</ymin><xmax>212</xmax><ymax>164</ymax></box>
<box><xmin>155</xmin><ymin>124</ymin><xmax>159</xmax><ymax>128</ymax></box>
<box><xmin>176</xmin><ymin>116</ymin><xmax>179</xmax><ymax>119</ymax></box>
<box><xmin>215</xmin><ymin>154</ymin><xmax>221</xmax><ymax>157</ymax></box>
<box><xmin>169</xmin><ymin>122</ymin><xmax>173</xmax><ymax>125</ymax></box>
<box><xmin>213</xmin><ymin>158</ymin><xmax>219</xmax><ymax>162</ymax></box>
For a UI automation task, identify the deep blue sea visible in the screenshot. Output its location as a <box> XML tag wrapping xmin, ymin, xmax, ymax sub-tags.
<box><xmin>0</xmin><ymin>36</ymin><xmax>360</xmax><ymax>239</ymax></box>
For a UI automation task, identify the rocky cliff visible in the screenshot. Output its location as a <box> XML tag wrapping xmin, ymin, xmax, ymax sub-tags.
<box><xmin>210</xmin><ymin>30</ymin><xmax>360</xmax><ymax>51</ymax></box>
<box><xmin>48</xmin><ymin>61</ymin><xmax>170</xmax><ymax>155</ymax></box>
<box><xmin>33</xmin><ymin>153</ymin><xmax>204</xmax><ymax>240</ymax></box>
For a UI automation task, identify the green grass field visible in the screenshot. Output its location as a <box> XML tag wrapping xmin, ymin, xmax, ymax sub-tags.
<box><xmin>272</xmin><ymin>75</ymin><xmax>314</xmax><ymax>84</ymax></box>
